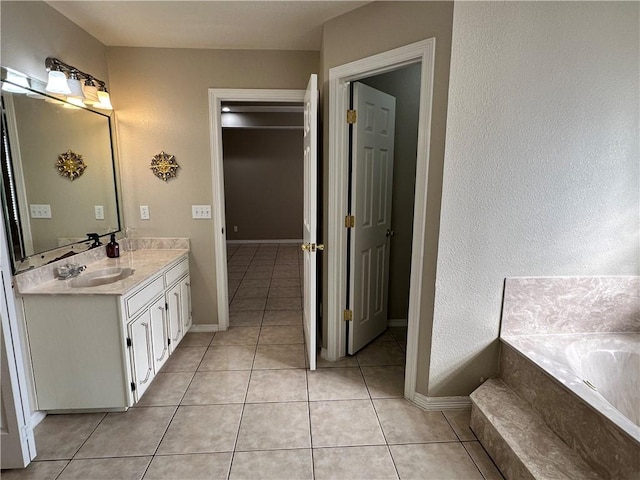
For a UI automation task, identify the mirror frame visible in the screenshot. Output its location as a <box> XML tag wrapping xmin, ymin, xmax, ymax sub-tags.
<box><xmin>0</xmin><ymin>65</ymin><xmax>122</xmax><ymax>274</ymax></box>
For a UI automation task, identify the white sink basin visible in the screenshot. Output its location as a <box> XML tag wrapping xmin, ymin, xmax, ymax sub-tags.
<box><xmin>69</xmin><ymin>267</ymin><xmax>135</xmax><ymax>288</ymax></box>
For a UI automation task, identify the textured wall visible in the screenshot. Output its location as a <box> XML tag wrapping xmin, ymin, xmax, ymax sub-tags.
<box><xmin>107</xmin><ymin>47</ymin><xmax>318</xmax><ymax>325</ymax></box>
<box><xmin>430</xmin><ymin>1</ymin><xmax>640</xmax><ymax>396</ymax></box>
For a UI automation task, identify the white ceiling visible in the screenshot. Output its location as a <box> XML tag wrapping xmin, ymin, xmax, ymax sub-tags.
<box><xmin>47</xmin><ymin>1</ymin><xmax>370</xmax><ymax>51</ymax></box>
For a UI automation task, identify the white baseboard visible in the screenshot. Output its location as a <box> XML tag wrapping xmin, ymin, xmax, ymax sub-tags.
<box><xmin>410</xmin><ymin>391</ymin><xmax>471</xmax><ymax>411</ymax></box>
<box><xmin>30</xmin><ymin>411</ymin><xmax>46</xmax><ymax>428</ymax></box>
<box><xmin>227</xmin><ymin>239</ymin><xmax>302</xmax><ymax>245</ymax></box>
<box><xmin>189</xmin><ymin>324</ymin><xmax>220</xmax><ymax>333</ymax></box>
<box><xmin>388</xmin><ymin>318</ymin><xmax>408</xmax><ymax>327</ymax></box>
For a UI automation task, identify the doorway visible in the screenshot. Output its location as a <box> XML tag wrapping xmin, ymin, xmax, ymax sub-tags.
<box><xmin>208</xmin><ymin>78</ymin><xmax>320</xmax><ymax>371</ymax></box>
<box><xmin>344</xmin><ymin>64</ymin><xmax>421</xmax><ymax>385</ymax></box>
<box><xmin>326</xmin><ymin>39</ymin><xmax>436</xmax><ymax>403</ymax></box>
<box><xmin>208</xmin><ymin>89</ymin><xmax>306</xmax><ymax>332</ymax></box>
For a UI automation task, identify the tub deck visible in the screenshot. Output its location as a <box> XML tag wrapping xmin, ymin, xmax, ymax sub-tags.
<box><xmin>502</xmin><ymin>332</ymin><xmax>640</xmax><ymax>442</ymax></box>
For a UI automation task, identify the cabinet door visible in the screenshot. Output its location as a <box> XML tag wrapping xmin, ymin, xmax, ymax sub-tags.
<box><xmin>166</xmin><ymin>282</ymin><xmax>183</xmax><ymax>352</ymax></box>
<box><xmin>149</xmin><ymin>296</ymin><xmax>169</xmax><ymax>373</ymax></box>
<box><xmin>180</xmin><ymin>276</ymin><xmax>192</xmax><ymax>331</ymax></box>
<box><xmin>128</xmin><ymin>311</ymin><xmax>154</xmax><ymax>402</ymax></box>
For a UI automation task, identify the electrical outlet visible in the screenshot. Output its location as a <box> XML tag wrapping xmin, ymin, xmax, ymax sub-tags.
<box><xmin>30</xmin><ymin>204</ymin><xmax>51</xmax><ymax>218</ymax></box>
<box><xmin>94</xmin><ymin>205</ymin><xmax>104</xmax><ymax>220</ymax></box>
<box><xmin>140</xmin><ymin>205</ymin><xmax>150</xmax><ymax>220</ymax></box>
<box><xmin>233</xmin><ymin>225</ymin><xmax>238</xmax><ymax>232</ymax></box>
<box><xmin>192</xmin><ymin>205</ymin><xmax>212</xmax><ymax>219</ymax></box>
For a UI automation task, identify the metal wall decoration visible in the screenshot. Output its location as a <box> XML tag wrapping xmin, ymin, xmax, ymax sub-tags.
<box><xmin>150</xmin><ymin>151</ymin><xmax>180</xmax><ymax>182</ymax></box>
<box><xmin>56</xmin><ymin>150</ymin><xmax>87</xmax><ymax>181</ymax></box>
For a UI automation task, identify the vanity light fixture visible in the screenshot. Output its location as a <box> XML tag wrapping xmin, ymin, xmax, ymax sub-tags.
<box><xmin>94</xmin><ymin>86</ymin><xmax>113</xmax><ymax>110</ymax></box>
<box><xmin>82</xmin><ymin>78</ymin><xmax>100</xmax><ymax>105</ymax></box>
<box><xmin>44</xmin><ymin>57</ymin><xmax>112</xmax><ymax>110</ymax></box>
<box><xmin>1</xmin><ymin>70</ymin><xmax>30</xmax><ymax>94</ymax></box>
<box><xmin>66</xmin><ymin>71</ymin><xmax>85</xmax><ymax>101</ymax></box>
<box><xmin>222</xmin><ymin>107</ymin><xmax>231</xmax><ymax>112</ymax></box>
<box><xmin>45</xmin><ymin>70</ymin><xmax>72</xmax><ymax>95</ymax></box>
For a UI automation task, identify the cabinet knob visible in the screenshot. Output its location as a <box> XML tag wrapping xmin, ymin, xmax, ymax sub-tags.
<box><xmin>185</xmin><ymin>282</ymin><xmax>190</xmax><ymax>287</ymax></box>
<box><xmin>157</xmin><ymin>306</ymin><xmax>164</xmax><ymax>311</ymax></box>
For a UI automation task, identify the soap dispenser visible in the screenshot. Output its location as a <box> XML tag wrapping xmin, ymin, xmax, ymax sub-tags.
<box><xmin>106</xmin><ymin>233</ymin><xmax>120</xmax><ymax>258</ymax></box>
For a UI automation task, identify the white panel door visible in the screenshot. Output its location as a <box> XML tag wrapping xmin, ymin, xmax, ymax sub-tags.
<box><xmin>349</xmin><ymin>82</ymin><xmax>396</xmax><ymax>354</ymax></box>
<box><xmin>302</xmin><ymin>74</ymin><xmax>319</xmax><ymax>370</ymax></box>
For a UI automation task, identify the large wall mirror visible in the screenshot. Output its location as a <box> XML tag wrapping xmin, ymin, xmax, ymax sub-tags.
<box><xmin>0</xmin><ymin>66</ymin><xmax>121</xmax><ymax>273</ymax></box>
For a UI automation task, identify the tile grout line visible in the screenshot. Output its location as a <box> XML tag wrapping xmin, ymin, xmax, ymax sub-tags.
<box><xmin>141</xmin><ymin>333</ymin><xmax>215</xmax><ymax>477</ymax></box>
<box><xmin>51</xmin><ymin>411</ymin><xmax>109</xmax><ymax>479</ymax></box>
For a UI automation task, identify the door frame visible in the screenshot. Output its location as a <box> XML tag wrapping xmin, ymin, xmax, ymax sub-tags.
<box><xmin>208</xmin><ymin>88</ymin><xmax>306</xmax><ymax>331</ymax></box>
<box><xmin>326</xmin><ymin>39</ymin><xmax>436</xmax><ymax>401</ymax></box>
<box><xmin>1</xmin><ymin>219</ymin><xmax>36</xmax><ymax>467</ymax></box>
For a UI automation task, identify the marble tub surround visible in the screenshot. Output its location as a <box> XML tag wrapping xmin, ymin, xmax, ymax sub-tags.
<box><xmin>500</xmin><ymin>341</ymin><xmax>639</xmax><ymax>480</ymax></box>
<box><xmin>470</xmin><ymin>379</ymin><xmax>603</xmax><ymax>480</ymax></box>
<box><xmin>502</xmin><ymin>334</ymin><xmax>640</xmax><ymax>439</ymax></box>
<box><xmin>476</xmin><ymin>275</ymin><xmax>640</xmax><ymax>480</ymax></box>
<box><xmin>14</xmin><ymin>238</ymin><xmax>189</xmax><ymax>294</ymax></box>
<box><xmin>501</xmin><ymin>276</ymin><xmax>640</xmax><ymax>335</ymax></box>
<box><xmin>16</xmin><ymin>249</ymin><xmax>188</xmax><ymax>295</ymax></box>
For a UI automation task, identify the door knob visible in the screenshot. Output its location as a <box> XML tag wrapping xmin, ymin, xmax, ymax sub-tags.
<box><xmin>386</xmin><ymin>229</ymin><xmax>395</xmax><ymax>237</ymax></box>
<box><xmin>301</xmin><ymin>243</ymin><xmax>324</xmax><ymax>252</ymax></box>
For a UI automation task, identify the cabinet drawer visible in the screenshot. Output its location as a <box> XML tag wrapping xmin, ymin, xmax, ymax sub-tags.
<box><xmin>165</xmin><ymin>257</ymin><xmax>189</xmax><ymax>286</ymax></box>
<box><xmin>126</xmin><ymin>276</ymin><xmax>164</xmax><ymax>319</ymax></box>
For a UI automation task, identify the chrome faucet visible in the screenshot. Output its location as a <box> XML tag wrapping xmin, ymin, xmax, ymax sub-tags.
<box><xmin>87</xmin><ymin>233</ymin><xmax>102</xmax><ymax>248</ymax></box>
<box><xmin>57</xmin><ymin>263</ymin><xmax>86</xmax><ymax>279</ymax></box>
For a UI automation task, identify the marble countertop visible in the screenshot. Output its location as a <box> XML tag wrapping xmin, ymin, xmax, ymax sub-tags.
<box><xmin>17</xmin><ymin>249</ymin><xmax>188</xmax><ymax>296</ymax></box>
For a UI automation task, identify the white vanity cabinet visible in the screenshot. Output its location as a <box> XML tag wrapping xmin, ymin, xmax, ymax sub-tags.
<box><xmin>123</xmin><ymin>255</ymin><xmax>189</xmax><ymax>402</ymax></box>
<box><xmin>22</xmin><ymin>253</ymin><xmax>191</xmax><ymax>411</ymax></box>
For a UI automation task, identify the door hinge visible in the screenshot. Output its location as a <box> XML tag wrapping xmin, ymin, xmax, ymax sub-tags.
<box><xmin>126</xmin><ymin>337</ymin><xmax>132</xmax><ymax>348</ymax></box>
<box><xmin>343</xmin><ymin>309</ymin><xmax>353</xmax><ymax>322</ymax></box>
<box><xmin>345</xmin><ymin>215</ymin><xmax>355</xmax><ymax>228</ymax></box>
<box><xmin>347</xmin><ymin>109</ymin><xmax>357</xmax><ymax>124</ymax></box>
<box><xmin>168</xmin><ymin>338</ymin><xmax>171</xmax><ymax>346</ymax></box>
<box><xmin>165</xmin><ymin>302</ymin><xmax>169</xmax><ymax>311</ymax></box>
<box><xmin>130</xmin><ymin>382</ymin><xmax>136</xmax><ymax>392</ymax></box>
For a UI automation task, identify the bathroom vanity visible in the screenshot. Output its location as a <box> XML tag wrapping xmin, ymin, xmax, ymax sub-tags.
<box><xmin>17</xmin><ymin>249</ymin><xmax>191</xmax><ymax>411</ymax></box>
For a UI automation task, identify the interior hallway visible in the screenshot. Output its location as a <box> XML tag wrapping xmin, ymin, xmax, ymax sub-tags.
<box><xmin>2</xmin><ymin>243</ymin><xmax>503</xmax><ymax>480</ymax></box>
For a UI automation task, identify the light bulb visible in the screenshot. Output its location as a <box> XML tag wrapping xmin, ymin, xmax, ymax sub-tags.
<box><xmin>45</xmin><ymin>70</ymin><xmax>71</xmax><ymax>95</ymax></box>
<box><xmin>93</xmin><ymin>90</ymin><xmax>113</xmax><ymax>110</ymax></box>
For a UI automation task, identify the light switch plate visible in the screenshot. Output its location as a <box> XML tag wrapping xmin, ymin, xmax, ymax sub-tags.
<box><xmin>30</xmin><ymin>204</ymin><xmax>51</xmax><ymax>218</ymax></box>
<box><xmin>94</xmin><ymin>205</ymin><xmax>104</xmax><ymax>220</ymax></box>
<box><xmin>192</xmin><ymin>205</ymin><xmax>212</xmax><ymax>219</ymax></box>
<box><xmin>140</xmin><ymin>205</ymin><xmax>150</xmax><ymax>220</ymax></box>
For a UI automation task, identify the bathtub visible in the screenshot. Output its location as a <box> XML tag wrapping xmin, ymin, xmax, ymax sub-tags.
<box><xmin>501</xmin><ymin>333</ymin><xmax>640</xmax><ymax>443</ymax></box>
<box><xmin>498</xmin><ymin>333</ymin><xmax>639</xmax><ymax>479</ymax></box>
<box><xmin>566</xmin><ymin>335</ymin><xmax>639</xmax><ymax>428</ymax></box>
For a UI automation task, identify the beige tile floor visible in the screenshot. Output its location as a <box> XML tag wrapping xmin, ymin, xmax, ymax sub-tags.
<box><xmin>2</xmin><ymin>244</ymin><xmax>504</xmax><ymax>480</ymax></box>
